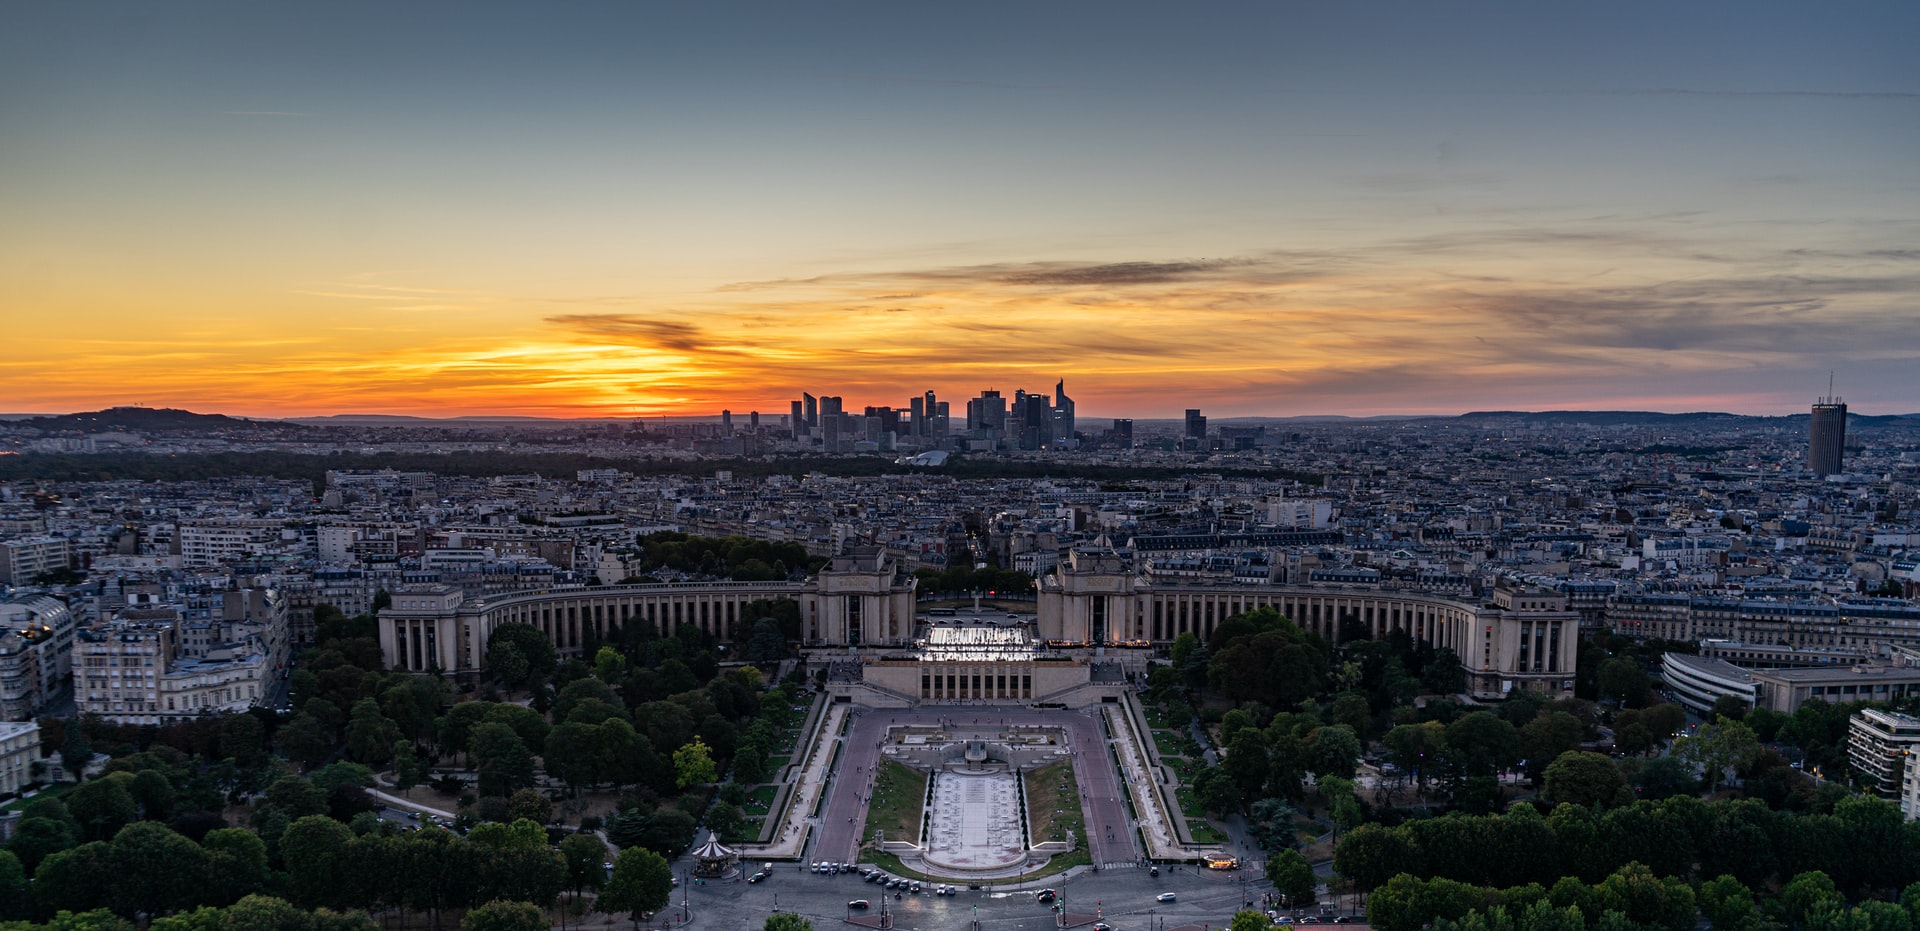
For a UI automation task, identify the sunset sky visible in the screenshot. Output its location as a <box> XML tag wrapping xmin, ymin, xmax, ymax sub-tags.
<box><xmin>3</xmin><ymin>2</ymin><xmax>1916</xmax><ymax>420</ymax></box>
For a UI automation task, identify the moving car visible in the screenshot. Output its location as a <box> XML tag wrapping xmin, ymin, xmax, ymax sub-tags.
<box><xmin>848</xmin><ymin>900</ymin><xmax>870</xmax><ymax>910</ymax></box>
<box><xmin>1157</xmin><ymin>892</ymin><xmax>1178</xmax><ymax>903</ymax></box>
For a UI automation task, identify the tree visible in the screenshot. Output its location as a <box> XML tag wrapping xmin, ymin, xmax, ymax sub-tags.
<box><xmin>1224</xmin><ymin>727</ymin><xmax>1272</xmax><ymax>799</ymax></box>
<box><xmin>1269</xmin><ymin>849</ymin><xmax>1317</xmax><ymax>906</ymax></box>
<box><xmin>507</xmin><ymin>788</ymin><xmax>553</xmax><ymax>826</ymax></box>
<box><xmin>673</xmin><ymin>737</ymin><xmax>717</xmax><ymax>789</ymax></box>
<box><xmin>34</xmin><ymin>841</ymin><xmax>115</xmax><ymax>915</ymax></box>
<box><xmin>559</xmin><ymin>833</ymin><xmax>608</xmax><ymax>902</ymax></box>
<box><xmin>344</xmin><ymin>700</ymin><xmax>401</xmax><ymax>768</ymax></box>
<box><xmin>1333</xmin><ymin>823</ymin><xmax>1416</xmax><ymax>893</ymax></box>
<box><xmin>600</xmin><ymin>847</ymin><xmax>673</xmax><ymax>923</ymax></box>
<box><xmin>1305</xmin><ymin>725</ymin><xmax>1362</xmax><ymax>780</ymax></box>
<box><xmin>1384</xmin><ymin>721</ymin><xmax>1448</xmax><ymax>787</ymax></box>
<box><xmin>704</xmin><ymin>803</ymin><xmax>745</xmax><ymax>842</ymax></box>
<box><xmin>61</xmin><ymin>726</ymin><xmax>94</xmax><ymax>778</ymax></box>
<box><xmin>277</xmin><ymin>713</ymin><xmax>337</xmax><ymax>770</ymax></box>
<box><xmin>1193</xmin><ymin>767</ymin><xmax>1242</xmax><ymax>816</ymax></box>
<box><xmin>9</xmin><ymin>803</ymin><xmax>81</xmax><ymax>872</ymax></box>
<box><xmin>1596</xmin><ymin>658</ymin><xmax>1651</xmax><ymax>706</ymax></box>
<box><xmin>0</xmin><ymin>850</ymin><xmax>29</xmax><ymax>921</ymax></box>
<box><xmin>201</xmin><ymin>828</ymin><xmax>270</xmax><ymax>907</ymax></box>
<box><xmin>68</xmin><ymin>774</ymin><xmax>138</xmax><ymax>842</ymax></box>
<box><xmin>1442</xmin><ymin>712</ymin><xmax>1522</xmax><ymax>782</ymax></box>
<box><xmin>1319</xmin><ymin>775</ymin><xmax>1362</xmax><ymax>835</ymax></box>
<box><xmin>471</xmin><ymin>722</ymin><xmax>535</xmax><ymax>798</ymax></box>
<box><xmin>1699</xmin><ymin>874</ymin><xmax>1758</xmax><ymax>931</ymax></box>
<box><xmin>110</xmin><ymin>820</ymin><xmax>210</xmax><ymax>917</ymax></box>
<box><xmin>461</xmin><ymin>900</ymin><xmax>548</xmax><ymax>931</ymax></box>
<box><xmin>279</xmin><ymin>815</ymin><xmax>355</xmax><ymax>910</ymax></box>
<box><xmin>1674</xmin><ymin>719</ymin><xmax>1762</xmax><ymax>793</ymax></box>
<box><xmin>1780</xmin><ymin>872</ymin><xmax>1845</xmax><ymax>930</ymax></box>
<box><xmin>1542</xmin><ymin>752</ymin><xmax>1628</xmax><ymax>808</ymax></box>
<box><xmin>1232</xmin><ymin>911</ymin><xmax>1272</xmax><ymax>931</ymax></box>
<box><xmin>763</xmin><ymin>915</ymin><xmax>815</xmax><ymax>931</ymax></box>
<box><xmin>1521</xmin><ymin>712</ymin><xmax>1586</xmax><ymax>783</ymax></box>
<box><xmin>220</xmin><ymin>894</ymin><xmax>313</xmax><ymax>931</ymax></box>
<box><xmin>485</xmin><ymin>623</ymin><xmax>557</xmax><ymax>690</ymax></box>
<box><xmin>635</xmin><ymin>808</ymin><xmax>697</xmax><ymax>857</ymax></box>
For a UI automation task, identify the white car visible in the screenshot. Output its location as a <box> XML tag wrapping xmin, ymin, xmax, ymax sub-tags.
<box><xmin>1158</xmin><ymin>892</ymin><xmax>1178</xmax><ymax>903</ymax></box>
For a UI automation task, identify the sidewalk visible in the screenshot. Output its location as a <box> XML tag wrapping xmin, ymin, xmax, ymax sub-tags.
<box><xmin>735</xmin><ymin>702</ymin><xmax>846</xmax><ymax>860</ymax></box>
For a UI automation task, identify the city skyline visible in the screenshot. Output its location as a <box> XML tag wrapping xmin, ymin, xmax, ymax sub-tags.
<box><xmin>4</xmin><ymin>2</ymin><xmax>1917</xmax><ymax>420</ymax></box>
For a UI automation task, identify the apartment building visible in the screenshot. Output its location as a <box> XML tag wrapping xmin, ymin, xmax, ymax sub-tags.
<box><xmin>0</xmin><ymin>720</ymin><xmax>40</xmax><ymax>798</ymax></box>
<box><xmin>1847</xmin><ymin>708</ymin><xmax>1920</xmax><ymax>798</ymax></box>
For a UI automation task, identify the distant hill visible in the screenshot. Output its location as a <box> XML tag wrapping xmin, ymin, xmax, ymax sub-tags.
<box><xmin>1454</xmin><ymin>410</ymin><xmax>1760</xmax><ymax>426</ymax></box>
<box><xmin>21</xmin><ymin>406</ymin><xmax>271</xmax><ymax>433</ymax></box>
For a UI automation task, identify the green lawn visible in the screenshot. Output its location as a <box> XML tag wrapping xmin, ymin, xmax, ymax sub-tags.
<box><xmin>1024</xmin><ymin>760</ymin><xmax>1086</xmax><ymax>847</ymax></box>
<box><xmin>1152</xmin><ymin>731</ymin><xmax>1186</xmax><ymax>758</ymax></box>
<box><xmin>2</xmin><ymin>783</ymin><xmax>74</xmax><ymax>812</ymax></box>
<box><xmin>864</xmin><ymin>759</ymin><xmax>927</xmax><ymax>848</ymax></box>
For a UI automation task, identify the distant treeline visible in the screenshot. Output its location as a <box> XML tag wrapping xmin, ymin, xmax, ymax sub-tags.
<box><xmin>0</xmin><ymin>451</ymin><xmax>1322</xmax><ymax>494</ymax></box>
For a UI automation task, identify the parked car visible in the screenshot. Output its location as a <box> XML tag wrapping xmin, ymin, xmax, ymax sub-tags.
<box><xmin>848</xmin><ymin>900</ymin><xmax>870</xmax><ymax>910</ymax></box>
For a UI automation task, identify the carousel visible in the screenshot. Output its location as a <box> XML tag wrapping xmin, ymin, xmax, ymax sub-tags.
<box><xmin>689</xmin><ymin>831</ymin><xmax>739</xmax><ymax>878</ymax></box>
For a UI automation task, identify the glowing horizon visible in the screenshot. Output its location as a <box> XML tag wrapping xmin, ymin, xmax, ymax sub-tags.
<box><xmin>5</xmin><ymin>3</ymin><xmax>1916</xmax><ymax>421</ymax></box>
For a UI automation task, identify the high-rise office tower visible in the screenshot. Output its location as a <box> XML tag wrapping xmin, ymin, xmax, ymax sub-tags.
<box><xmin>820</xmin><ymin>396</ymin><xmax>843</xmax><ymax>451</ymax></box>
<box><xmin>748</xmin><ymin>411</ymin><xmax>759</xmax><ymax>432</ymax></box>
<box><xmin>969</xmin><ymin>389</ymin><xmax>1006</xmax><ymax>433</ymax></box>
<box><xmin>1185</xmin><ymin>409</ymin><xmax>1207</xmax><ymax>440</ymax></box>
<box><xmin>923</xmin><ymin>390</ymin><xmax>938</xmax><ymax>436</ymax></box>
<box><xmin>1810</xmin><ymin>394</ymin><xmax>1847</xmax><ymax>476</ymax></box>
<box><xmin>1053</xmin><ymin>379</ymin><xmax>1075</xmax><ymax>439</ymax></box>
<box><xmin>866</xmin><ymin>406</ymin><xmax>900</xmax><ymax>436</ymax></box>
<box><xmin>803</xmin><ymin>393</ymin><xmax>818</xmax><ymax>428</ymax></box>
<box><xmin>1112</xmin><ymin>418</ymin><xmax>1133</xmax><ymax>447</ymax></box>
<box><xmin>1020</xmin><ymin>392</ymin><xmax>1053</xmax><ymax>449</ymax></box>
<box><xmin>721</xmin><ymin>410</ymin><xmax>733</xmax><ymax>435</ymax></box>
<box><xmin>934</xmin><ymin>401</ymin><xmax>949</xmax><ymax>437</ymax></box>
<box><xmin>909</xmin><ymin>397</ymin><xmax>924</xmax><ymax>436</ymax></box>
<box><xmin>790</xmin><ymin>401</ymin><xmax>804</xmax><ymax>438</ymax></box>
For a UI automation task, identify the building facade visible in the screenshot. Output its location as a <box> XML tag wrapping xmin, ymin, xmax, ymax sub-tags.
<box><xmin>1847</xmin><ymin>708</ymin><xmax>1920</xmax><ymax>798</ymax></box>
<box><xmin>72</xmin><ymin>593</ymin><xmax>286</xmax><ymax>725</ymax></box>
<box><xmin>1809</xmin><ymin>397</ymin><xmax>1847</xmax><ymax>477</ymax></box>
<box><xmin>0</xmin><ymin>595</ymin><xmax>76</xmax><ymax>720</ymax></box>
<box><xmin>0</xmin><ymin>720</ymin><xmax>40</xmax><ymax>798</ymax></box>
<box><xmin>383</xmin><ymin>546</ymin><xmax>1580</xmax><ymax>700</ymax></box>
<box><xmin>378</xmin><ymin>549</ymin><xmax>917</xmax><ymax>676</ymax></box>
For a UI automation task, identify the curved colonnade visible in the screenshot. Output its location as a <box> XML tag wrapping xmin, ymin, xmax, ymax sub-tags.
<box><xmin>381</xmin><ymin>553</ymin><xmax>1581</xmax><ymax>698</ymax></box>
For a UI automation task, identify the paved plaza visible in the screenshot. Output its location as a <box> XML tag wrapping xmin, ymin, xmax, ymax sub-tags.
<box><xmin>812</xmin><ymin>706</ymin><xmax>1140</xmax><ymax>871</ymax></box>
<box><xmin>657</xmin><ymin>857</ymin><xmax>1294</xmax><ymax>931</ymax></box>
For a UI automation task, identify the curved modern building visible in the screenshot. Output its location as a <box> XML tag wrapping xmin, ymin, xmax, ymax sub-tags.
<box><xmin>380</xmin><ymin>546</ymin><xmax>1581</xmax><ymax>702</ymax></box>
<box><xmin>1659</xmin><ymin>651</ymin><xmax>1756</xmax><ymax>715</ymax></box>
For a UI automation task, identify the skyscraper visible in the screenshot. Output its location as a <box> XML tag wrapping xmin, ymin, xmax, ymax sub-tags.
<box><xmin>1810</xmin><ymin>395</ymin><xmax>1847</xmax><ymax>477</ymax></box>
<box><xmin>1053</xmin><ymin>379</ymin><xmax>1075</xmax><ymax>440</ymax></box>
<box><xmin>968</xmin><ymin>390</ymin><xmax>1006</xmax><ymax>434</ymax></box>
<box><xmin>1185</xmin><ymin>409</ymin><xmax>1207</xmax><ymax>440</ymax></box>
<box><xmin>790</xmin><ymin>400</ymin><xmax>804</xmax><ymax>438</ymax></box>
<box><xmin>720</xmin><ymin>410</ymin><xmax>732</xmax><ymax>435</ymax></box>
<box><xmin>820</xmin><ymin>396</ymin><xmax>843</xmax><ymax>451</ymax></box>
<box><xmin>803</xmin><ymin>393</ymin><xmax>818</xmax><ymax>428</ymax></box>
